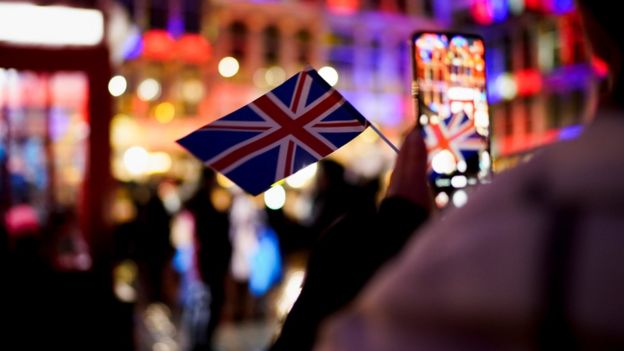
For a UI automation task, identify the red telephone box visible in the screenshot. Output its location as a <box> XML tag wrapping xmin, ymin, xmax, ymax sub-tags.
<box><xmin>0</xmin><ymin>3</ymin><xmax>131</xmax><ymax>349</ymax></box>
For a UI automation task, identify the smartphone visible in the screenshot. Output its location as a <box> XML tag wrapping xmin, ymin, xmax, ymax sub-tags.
<box><xmin>411</xmin><ymin>32</ymin><xmax>491</xmax><ymax>209</ymax></box>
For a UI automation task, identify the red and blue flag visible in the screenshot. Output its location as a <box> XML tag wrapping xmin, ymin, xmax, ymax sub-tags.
<box><xmin>177</xmin><ymin>67</ymin><xmax>369</xmax><ymax>195</ymax></box>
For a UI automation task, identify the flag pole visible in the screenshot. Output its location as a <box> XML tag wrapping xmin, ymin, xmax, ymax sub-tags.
<box><xmin>368</xmin><ymin>122</ymin><xmax>400</xmax><ymax>154</ymax></box>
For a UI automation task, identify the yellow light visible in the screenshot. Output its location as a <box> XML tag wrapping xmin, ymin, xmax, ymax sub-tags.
<box><xmin>148</xmin><ymin>152</ymin><xmax>172</xmax><ymax>174</ymax></box>
<box><xmin>108</xmin><ymin>75</ymin><xmax>127</xmax><ymax>97</ymax></box>
<box><xmin>216</xmin><ymin>173</ymin><xmax>235</xmax><ymax>188</ymax></box>
<box><xmin>495</xmin><ymin>73</ymin><xmax>517</xmax><ymax>101</ymax></box>
<box><xmin>318</xmin><ymin>66</ymin><xmax>339</xmax><ymax>86</ymax></box>
<box><xmin>181</xmin><ymin>79</ymin><xmax>204</xmax><ymax>103</ymax></box>
<box><xmin>110</xmin><ymin>114</ymin><xmax>140</xmax><ymax>148</ymax></box>
<box><xmin>253</xmin><ymin>68</ymin><xmax>269</xmax><ymax>88</ymax></box>
<box><xmin>276</xmin><ymin>269</ymin><xmax>305</xmax><ymax>318</ymax></box>
<box><xmin>285</xmin><ymin>163</ymin><xmax>318</xmax><ymax>188</ymax></box>
<box><xmin>211</xmin><ymin>188</ymin><xmax>232</xmax><ymax>212</ymax></box>
<box><xmin>137</xmin><ymin>78</ymin><xmax>161</xmax><ymax>101</ymax></box>
<box><xmin>431</xmin><ymin>149</ymin><xmax>456</xmax><ymax>175</ymax></box>
<box><xmin>265</xmin><ymin>66</ymin><xmax>286</xmax><ymax>86</ymax></box>
<box><xmin>218</xmin><ymin>56</ymin><xmax>240</xmax><ymax>78</ymax></box>
<box><xmin>435</xmin><ymin>192</ymin><xmax>449</xmax><ymax>208</ymax></box>
<box><xmin>154</xmin><ymin>102</ymin><xmax>175</xmax><ymax>124</ymax></box>
<box><xmin>361</xmin><ymin>128</ymin><xmax>379</xmax><ymax>143</ymax></box>
<box><xmin>264</xmin><ymin>184</ymin><xmax>286</xmax><ymax>210</ymax></box>
<box><xmin>123</xmin><ymin>146</ymin><xmax>149</xmax><ymax>176</ymax></box>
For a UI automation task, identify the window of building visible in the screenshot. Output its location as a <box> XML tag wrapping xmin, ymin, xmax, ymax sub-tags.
<box><xmin>328</xmin><ymin>30</ymin><xmax>355</xmax><ymax>69</ymax></box>
<box><xmin>397</xmin><ymin>39</ymin><xmax>409</xmax><ymax>87</ymax></box>
<box><xmin>229</xmin><ymin>21</ymin><xmax>248</xmax><ymax>61</ymax></box>
<box><xmin>423</xmin><ymin>0</ymin><xmax>434</xmax><ymax>17</ymax></box>
<box><xmin>149</xmin><ymin>0</ymin><xmax>168</xmax><ymax>29</ymax></box>
<box><xmin>263</xmin><ymin>26</ymin><xmax>280</xmax><ymax>65</ymax></box>
<box><xmin>295</xmin><ymin>29</ymin><xmax>312</xmax><ymax>65</ymax></box>
<box><xmin>521</xmin><ymin>29</ymin><xmax>532</xmax><ymax>69</ymax></box>
<box><xmin>502</xmin><ymin>34</ymin><xmax>513</xmax><ymax>71</ymax></box>
<box><xmin>524</xmin><ymin>97</ymin><xmax>534</xmax><ymax>133</ymax></box>
<box><xmin>570</xmin><ymin>90</ymin><xmax>585</xmax><ymax>123</ymax></box>
<box><xmin>547</xmin><ymin>93</ymin><xmax>561</xmax><ymax>129</ymax></box>
<box><xmin>539</xmin><ymin>23</ymin><xmax>561</xmax><ymax>71</ymax></box>
<box><xmin>504</xmin><ymin>102</ymin><xmax>513</xmax><ymax>136</ymax></box>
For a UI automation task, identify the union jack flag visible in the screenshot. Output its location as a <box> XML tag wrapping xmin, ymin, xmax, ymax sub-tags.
<box><xmin>177</xmin><ymin>67</ymin><xmax>369</xmax><ymax>195</ymax></box>
<box><xmin>423</xmin><ymin>110</ymin><xmax>483</xmax><ymax>170</ymax></box>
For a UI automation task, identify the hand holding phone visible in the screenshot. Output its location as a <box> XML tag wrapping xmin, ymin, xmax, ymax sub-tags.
<box><xmin>411</xmin><ymin>32</ymin><xmax>491</xmax><ymax>209</ymax></box>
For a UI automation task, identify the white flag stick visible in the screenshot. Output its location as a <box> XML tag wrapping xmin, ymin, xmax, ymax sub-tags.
<box><xmin>368</xmin><ymin>121</ymin><xmax>399</xmax><ymax>154</ymax></box>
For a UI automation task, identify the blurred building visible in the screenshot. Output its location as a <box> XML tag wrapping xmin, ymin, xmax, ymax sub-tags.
<box><xmin>448</xmin><ymin>0</ymin><xmax>605</xmax><ymax>170</ymax></box>
<box><xmin>108</xmin><ymin>0</ymin><xmax>442</xmax><ymax>189</ymax></box>
<box><xmin>0</xmin><ymin>1</ymin><xmax>131</xmax><ymax>349</ymax></box>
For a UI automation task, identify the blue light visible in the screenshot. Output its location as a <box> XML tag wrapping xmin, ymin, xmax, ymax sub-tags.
<box><xmin>122</xmin><ymin>27</ymin><xmax>142</xmax><ymax>60</ymax></box>
<box><xmin>491</xmin><ymin>0</ymin><xmax>509</xmax><ymax>21</ymax></box>
<box><xmin>168</xmin><ymin>16</ymin><xmax>184</xmax><ymax>38</ymax></box>
<box><xmin>552</xmin><ymin>0</ymin><xmax>575</xmax><ymax>13</ymax></box>
<box><xmin>249</xmin><ymin>227</ymin><xmax>282</xmax><ymax>297</ymax></box>
<box><xmin>559</xmin><ymin>124</ymin><xmax>583</xmax><ymax>140</ymax></box>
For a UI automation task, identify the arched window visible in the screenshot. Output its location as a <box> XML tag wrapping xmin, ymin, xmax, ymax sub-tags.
<box><xmin>295</xmin><ymin>29</ymin><xmax>311</xmax><ymax>65</ymax></box>
<box><xmin>263</xmin><ymin>26</ymin><xmax>280</xmax><ymax>65</ymax></box>
<box><xmin>229</xmin><ymin>21</ymin><xmax>248</xmax><ymax>61</ymax></box>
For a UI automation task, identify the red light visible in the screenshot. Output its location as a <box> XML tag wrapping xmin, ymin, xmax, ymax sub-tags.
<box><xmin>143</xmin><ymin>30</ymin><xmax>175</xmax><ymax>61</ymax></box>
<box><xmin>515</xmin><ymin>69</ymin><xmax>542</xmax><ymax>96</ymax></box>
<box><xmin>525</xmin><ymin>0</ymin><xmax>543</xmax><ymax>10</ymax></box>
<box><xmin>471</xmin><ymin>0</ymin><xmax>494</xmax><ymax>25</ymax></box>
<box><xmin>591</xmin><ymin>56</ymin><xmax>609</xmax><ymax>78</ymax></box>
<box><xmin>326</xmin><ymin>0</ymin><xmax>358</xmax><ymax>15</ymax></box>
<box><xmin>176</xmin><ymin>34</ymin><xmax>211</xmax><ymax>64</ymax></box>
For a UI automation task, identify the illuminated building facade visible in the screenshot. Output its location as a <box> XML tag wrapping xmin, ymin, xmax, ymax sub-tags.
<box><xmin>448</xmin><ymin>0</ymin><xmax>604</xmax><ymax>170</ymax></box>
<box><xmin>109</xmin><ymin>0</ymin><xmax>442</xmax><ymax>184</ymax></box>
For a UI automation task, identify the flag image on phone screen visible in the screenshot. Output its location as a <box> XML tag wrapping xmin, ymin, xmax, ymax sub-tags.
<box><xmin>411</xmin><ymin>32</ymin><xmax>491</xmax><ymax>209</ymax></box>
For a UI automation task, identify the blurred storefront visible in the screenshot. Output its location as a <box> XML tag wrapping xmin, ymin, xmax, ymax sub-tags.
<box><xmin>0</xmin><ymin>2</ymin><xmax>130</xmax><ymax>349</ymax></box>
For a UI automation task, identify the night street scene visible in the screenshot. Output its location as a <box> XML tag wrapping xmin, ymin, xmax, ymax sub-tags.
<box><xmin>2</xmin><ymin>0</ymin><xmax>623</xmax><ymax>350</ymax></box>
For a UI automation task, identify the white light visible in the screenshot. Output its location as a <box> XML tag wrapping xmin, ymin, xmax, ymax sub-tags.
<box><xmin>264</xmin><ymin>185</ymin><xmax>286</xmax><ymax>210</ymax></box>
<box><xmin>0</xmin><ymin>3</ymin><xmax>103</xmax><ymax>46</ymax></box>
<box><xmin>286</xmin><ymin>163</ymin><xmax>318</xmax><ymax>188</ymax></box>
<box><xmin>457</xmin><ymin>160</ymin><xmax>467</xmax><ymax>173</ymax></box>
<box><xmin>435</xmin><ymin>192</ymin><xmax>449</xmax><ymax>208</ymax></box>
<box><xmin>318</xmin><ymin>66</ymin><xmax>339</xmax><ymax>86</ymax></box>
<box><xmin>265</xmin><ymin>66</ymin><xmax>286</xmax><ymax>86</ymax></box>
<box><xmin>108</xmin><ymin>75</ymin><xmax>127</xmax><ymax>97</ymax></box>
<box><xmin>276</xmin><ymin>269</ymin><xmax>305</xmax><ymax>318</ymax></box>
<box><xmin>218</xmin><ymin>56</ymin><xmax>240</xmax><ymax>78</ymax></box>
<box><xmin>451</xmin><ymin>101</ymin><xmax>464</xmax><ymax>114</ymax></box>
<box><xmin>138</xmin><ymin>79</ymin><xmax>161</xmax><ymax>101</ymax></box>
<box><xmin>451</xmin><ymin>175</ymin><xmax>468</xmax><ymax>188</ymax></box>
<box><xmin>448</xmin><ymin>87</ymin><xmax>475</xmax><ymax>101</ymax></box>
<box><xmin>480</xmin><ymin>151</ymin><xmax>492</xmax><ymax>172</ymax></box>
<box><xmin>419</xmin><ymin>114</ymin><xmax>428</xmax><ymax>126</ymax></box>
<box><xmin>429</xmin><ymin>115</ymin><xmax>440</xmax><ymax>125</ymax></box>
<box><xmin>431</xmin><ymin>149</ymin><xmax>456</xmax><ymax>175</ymax></box>
<box><xmin>495</xmin><ymin>73</ymin><xmax>517</xmax><ymax>100</ymax></box>
<box><xmin>452</xmin><ymin>190</ymin><xmax>468</xmax><ymax>208</ymax></box>
<box><xmin>475</xmin><ymin>110</ymin><xmax>490</xmax><ymax>129</ymax></box>
<box><xmin>123</xmin><ymin>146</ymin><xmax>149</xmax><ymax>176</ymax></box>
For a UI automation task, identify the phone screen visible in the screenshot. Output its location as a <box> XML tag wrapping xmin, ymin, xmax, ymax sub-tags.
<box><xmin>411</xmin><ymin>32</ymin><xmax>491</xmax><ymax>208</ymax></box>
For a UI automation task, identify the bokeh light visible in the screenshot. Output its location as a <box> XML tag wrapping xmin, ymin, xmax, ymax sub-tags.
<box><xmin>218</xmin><ymin>56</ymin><xmax>240</xmax><ymax>78</ymax></box>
